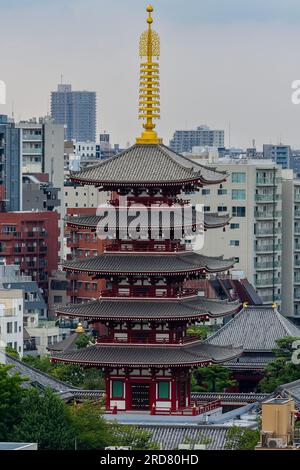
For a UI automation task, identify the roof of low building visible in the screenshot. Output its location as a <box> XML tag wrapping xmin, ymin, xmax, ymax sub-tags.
<box><xmin>69</xmin><ymin>144</ymin><xmax>226</xmax><ymax>187</ymax></box>
<box><xmin>50</xmin><ymin>342</ymin><xmax>242</xmax><ymax>368</ymax></box>
<box><xmin>205</xmin><ymin>306</ymin><xmax>300</xmax><ymax>352</ymax></box>
<box><xmin>47</xmin><ymin>333</ymin><xmax>80</xmax><ymax>352</ymax></box>
<box><xmin>63</xmin><ymin>252</ymin><xmax>235</xmax><ymax>276</ymax></box>
<box><xmin>56</xmin><ymin>297</ymin><xmax>240</xmax><ymax>321</ymax></box>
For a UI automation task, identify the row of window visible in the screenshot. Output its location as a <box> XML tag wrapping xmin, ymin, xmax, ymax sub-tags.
<box><xmin>204</xmin><ymin>207</ymin><xmax>246</xmax><ymax>217</ymax></box>
<box><xmin>202</xmin><ymin>188</ymin><xmax>246</xmax><ymax>200</ymax></box>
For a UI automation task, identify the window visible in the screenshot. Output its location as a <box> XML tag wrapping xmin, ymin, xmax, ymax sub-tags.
<box><xmin>204</xmin><ymin>206</ymin><xmax>210</xmax><ymax>212</ymax></box>
<box><xmin>218</xmin><ymin>188</ymin><xmax>227</xmax><ymax>195</ymax></box>
<box><xmin>232</xmin><ymin>172</ymin><xmax>246</xmax><ymax>183</ymax></box>
<box><xmin>202</xmin><ymin>189</ymin><xmax>210</xmax><ymax>195</ymax></box>
<box><xmin>232</xmin><ymin>206</ymin><xmax>246</xmax><ymax>217</ymax></box>
<box><xmin>14</xmin><ymin>322</ymin><xmax>18</xmax><ymax>333</ymax></box>
<box><xmin>218</xmin><ymin>206</ymin><xmax>227</xmax><ymax>212</ymax></box>
<box><xmin>7</xmin><ymin>322</ymin><xmax>12</xmax><ymax>334</ymax></box>
<box><xmin>54</xmin><ymin>296</ymin><xmax>63</xmax><ymax>303</ymax></box>
<box><xmin>232</xmin><ymin>189</ymin><xmax>246</xmax><ymax>200</ymax></box>
<box><xmin>230</xmin><ymin>240</ymin><xmax>240</xmax><ymax>246</ymax></box>
<box><xmin>230</xmin><ymin>223</ymin><xmax>240</xmax><ymax>229</ymax></box>
<box><xmin>158</xmin><ymin>381</ymin><xmax>170</xmax><ymax>399</ymax></box>
<box><xmin>112</xmin><ymin>380</ymin><xmax>124</xmax><ymax>398</ymax></box>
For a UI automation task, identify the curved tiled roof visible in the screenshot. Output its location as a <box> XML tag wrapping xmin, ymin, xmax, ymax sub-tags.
<box><xmin>56</xmin><ymin>297</ymin><xmax>240</xmax><ymax>321</ymax></box>
<box><xmin>63</xmin><ymin>252</ymin><xmax>235</xmax><ymax>276</ymax></box>
<box><xmin>51</xmin><ymin>342</ymin><xmax>242</xmax><ymax>368</ymax></box>
<box><xmin>65</xmin><ymin>212</ymin><xmax>231</xmax><ymax>231</ymax></box>
<box><xmin>69</xmin><ymin>144</ymin><xmax>226</xmax><ymax>187</ymax></box>
<box><xmin>206</xmin><ymin>306</ymin><xmax>300</xmax><ymax>351</ymax></box>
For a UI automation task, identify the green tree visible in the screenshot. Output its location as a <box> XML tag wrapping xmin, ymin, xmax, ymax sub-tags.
<box><xmin>259</xmin><ymin>336</ymin><xmax>300</xmax><ymax>393</ymax></box>
<box><xmin>224</xmin><ymin>426</ymin><xmax>260</xmax><ymax>450</ymax></box>
<box><xmin>0</xmin><ymin>365</ymin><xmax>26</xmax><ymax>440</ymax></box>
<box><xmin>110</xmin><ymin>424</ymin><xmax>159</xmax><ymax>450</ymax></box>
<box><xmin>67</xmin><ymin>401</ymin><xmax>111</xmax><ymax>450</ymax></box>
<box><xmin>12</xmin><ymin>387</ymin><xmax>74</xmax><ymax>450</ymax></box>
<box><xmin>192</xmin><ymin>364</ymin><xmax>236</xmax><ymax>392</ymax></box>
<box><xmin>187</xmin><ymin>324</ymin><xmax>210</xmax><ymax>340</ymax></box>
<box><xmin>75</xmin><ymin>333</ymin><xmax>94</xmax><ymax>349</ymax></box>
<box><xmin>82</xmin><ymin>368</ymin><xmax>104</xmax><ymax>390</ymax></box>
<box><xmin>5</xmin><ymin>345</ymin><xmax>20</xmax><ymax>359</ymax></box>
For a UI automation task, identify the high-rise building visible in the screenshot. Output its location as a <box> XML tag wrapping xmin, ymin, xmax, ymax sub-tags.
<box><xmin>0</xmin><ymin>211</ymin><xmax>60</xmax><ymax>299</ymax></box>
<box><xmin>51</xmin><ymin>84</ymin><xmax>96</xmax><ymax>142</ymax></box>
<box><xmin>189</xmin><ymin>158</ymin><xmax>284</xmax><ymax>308</ymax></box>
<box><xmin>263</xmin><ymin>144</ymin><xmax>292</xmax><ymax>169</ymax></box>
<box><xmin>169</xmin><ymin>125</ymin><xmax>224</xmax><ymax>154</ymax></box>
<box><xmin>17</xmin><ymin>117</ymin><xmax>65</xmax><ymax>256</ymax></box>
<box><xmin>0</xmin><ymin>115</ymin><xmax>22</xmax><ymax>212</ymax></box>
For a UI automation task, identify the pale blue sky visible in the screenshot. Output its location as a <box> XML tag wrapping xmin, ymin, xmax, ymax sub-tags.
<box><xmin>2</xmin><ymin>0</ymin><xmax>300</xmax><ymax>148</ymax></box>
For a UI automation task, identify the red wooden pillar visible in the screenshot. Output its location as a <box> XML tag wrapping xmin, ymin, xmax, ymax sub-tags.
<box><xmin>125</xmin><ymin>373</ymin><xmax>131</xmax><ymax>411</ymax></box>
<box><xmin>187</xmin><ymin>370</ymin><xmax>191</xmax><ymax>407</ymax></box>
<box><xmin>171</xmin><ymin>371</ymin><xmax>177</xmax><ymax>412</ymax></box>
<box><xmin>105</xmin><ymin>371</ymin><xmax>110</xmax><ymax>411</ymax></box>
<box><xmin>150</xmin><ymin>371</ymin><xmax>156</xmax><ymax>409</ymax></box>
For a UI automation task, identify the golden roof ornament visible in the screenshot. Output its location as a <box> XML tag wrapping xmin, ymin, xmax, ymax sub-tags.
<box><xmin>75</xmin><ymin>322</ymin><xmax>85</xmax><ymax>334</ymax></box>
<box><xmin>272</xmin><ymin>302</ymin><xmax>278</xmax><ymax>309</ymax></box>
<box><xmin>136</xmin><ymin>5</ymin><xmax>162</xmax><ymax>145</ymax></box>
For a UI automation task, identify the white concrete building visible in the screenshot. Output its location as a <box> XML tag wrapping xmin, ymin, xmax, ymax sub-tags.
<box><xmin>64</xmin><ymin>184</ymin><xmax>109</xmax><ymax>209</ymax></box>
<box><xmin>282</xmin><ymin>175</ymin><xmax>300</xmax><ymax>323</ymax></box>
<box><xmin>0</xmin><ymin>289</ymin><xmax>24</xmax><ymax>357</ymax></box>
<box><xmin>189</xmin><ymin>158</ymin><xmax>284</xmax><ymax>307</ymax></box>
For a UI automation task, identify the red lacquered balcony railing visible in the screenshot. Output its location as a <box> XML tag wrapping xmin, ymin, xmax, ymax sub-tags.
<box><xmin>99</xmin><ymin>287</ymin><xmax>198</xmax><ymax>299</ymax></box>
<box><xmin>97</xmin><ymin>335</ymin><xmax>200</xmax><ymax>346</ymax></box>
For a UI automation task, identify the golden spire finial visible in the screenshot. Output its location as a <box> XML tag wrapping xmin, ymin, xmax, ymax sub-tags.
<box><xmin>136</xmin><ymin>5</ymin><xmax>162</xmax><ymax>145</ymax></box>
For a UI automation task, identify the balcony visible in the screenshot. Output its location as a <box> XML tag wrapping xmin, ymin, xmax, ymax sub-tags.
<box><xmin>295</xmin><ymin>227</ymin><xmax>300</xmax><ymax>235</ymax></box>
<box><xmin>254</xmin><ymin>244</ymin><xmax>281</xmax><ymax>253</ymax></box>
<box><xmin>99</xmin><ymin>287</ymin><xmax>198</xmax><ymax>300</ymax></box>
<box><xmin>255</xmin><ymin>194</ymin><xmax>281</xmax><ymax>202</ymax></box>
<box><xmin>295</xmin><ymin>211</ymin><xmax>300</xmax><ymax>219</ymax></box>
<box><xmin>295</xmin><ymin>194</ymin><xmax>300</xmax><ymax>203</ymax></box>
<box><xmin>97</xmin><ymin>334</ymin><xmax>200</xmax><ymax>346</ymax></box>
<box><xmin>294</xmin><ymin>277</ymin><xmax>300</xmax><ymax>285</ymax></box>
<box><xmin>259</xmin><ymin>294</ymin><xmax>281</xmax><ymax>303</ymax></box>
<box><xmin>255</xmin><ymin>278</ymin><xmax>280</xmax><ymax>287</ymax></box>
<box><xmin>256</xmin><ymin>177</ymin><xmax>281</xmax><ymax>186</ymax></box>
<box><xmin>295</xmin><ymin>244</ymin><xmax>300</xmax><ymax>252</ymax></box>
<box><xmin>255</xmin><ymin>228</ymin><xmax>280</xmax><ymax>237</ymax></box>
<box><xmin>254</xmin><ymin>211</ymin><xmax>281</xmax><ymax>220</ymax></box>
<box><xmin>255</xmin><ymin>261</ymin><xmax>280</xmax><ymax>270</ymax></box>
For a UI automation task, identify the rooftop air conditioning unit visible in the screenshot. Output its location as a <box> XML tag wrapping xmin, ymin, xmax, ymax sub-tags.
<box><xmin>267</xmin><ymin>438</ymin><xmax>286</xmax><ymax>449</ymax></box>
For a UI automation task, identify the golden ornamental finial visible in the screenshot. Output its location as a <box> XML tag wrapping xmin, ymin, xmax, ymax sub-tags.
<box><xmin>75</xmin><ymin>322</ymin><xmax>85</xmax><ymax>334</ymax></box>
<box><xmin>136</xmin><ymin>5</ymin><xmax>162</xmax><ymax>145</ymax></box>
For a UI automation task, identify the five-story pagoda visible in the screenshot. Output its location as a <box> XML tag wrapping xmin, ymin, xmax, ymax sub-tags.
<box><xmin>51</xmin><ymin>5</ymin><xmax>241</xmax><ymax>413</ymax></box>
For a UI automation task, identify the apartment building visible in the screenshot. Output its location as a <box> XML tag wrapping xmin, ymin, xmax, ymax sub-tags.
<box><xmin>0</xmin><ymin>289</ymin><xmax>24</xmax><ymax>357</ymax></box>
<box><xmin>189</xmin><ymin>158</ymin><xmax>283</xmax><ymax>307</ymax></box>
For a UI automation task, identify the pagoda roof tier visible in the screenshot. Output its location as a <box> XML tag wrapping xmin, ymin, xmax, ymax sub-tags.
<box><xmin>55</xmin><ymin>297</ymin><xmax>240</xmax><ymax>322</ymax></box>
<box><xmin>50</xmin><ymin>342</ymin><xmax>242</xmax><ymax>368</ymax></box>
<box><xmin>65</xmin><ymin>212</ymin><xmax>231</xmax><ymax>231</ymax></box>
<box><xmin>69</xmin><ymin>144</ymin><xmax>227</xmax><ymax>188</ymax></box>
<box><xmin>63</xmin><ymin>252</ymin><xmax>235</xmax><ymax>276</ymax></box>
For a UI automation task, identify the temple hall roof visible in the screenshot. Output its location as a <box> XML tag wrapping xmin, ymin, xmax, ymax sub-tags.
<box><xmin>50</xmin><ymin>342</ymin><xmax>242</xmax><ymax>368</ymax></box>
<box><xmin>205</xmin><ymin>306</ymin><xmax>300</xmax><ymax>352</ymax></box>
<box><xmin>69</xmin><ymin>144</ymin><xmax>227</xmax><ymax>187</ymax></box>
<box><xmin>63</xmin><ymin>252</ymin><xmax>235</xmax><ymax>276</ymax></box>
<box><xmin>55</xmin><ymin>297</ymin><xmax>240</xmax><ymax>321</ymax></box>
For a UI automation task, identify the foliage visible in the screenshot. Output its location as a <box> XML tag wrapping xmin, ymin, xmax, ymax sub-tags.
<box><xmin>75</xmin><ymin>333</ymin><xmax>94</xmax><ymax>349</ymax></box>
<box><xmin>67</xmin><ymin>401</ymin><xmax>111</xmax><ymax>450</ymax></box>
<box><xmin>258</xmin><ymin>336</ymin><xmax>300</xmax><ymax>393</ymax></box>
<box><xmin>5</xmin><ymin>345</ymin><xmax>20</xmax><ymax>359</ymax></box>
<box><xmin>192</xmin><ymin>364</ymin><xmax>236</xmax><ymax>392</ymax></box>
<box><xmin>0</xmin><ymin>365</ymin><xmax>26</xmax><ymax>440</ymax></box>
<box><xmin>187</xmin><ymin>324</ymin><xmax>211</xmax><ymax>340</ymax></box>
<box><xmin>12</xmin><ymin>388</ymin><xmax>75</xmax><ymax>450</ymax></box>
<box><xmin>22</xmin><ymin>355</ymin><xmax>104</xmax><ymax>389</ymax></box>
<box><xmin>110</xmin><ymin>424</ymin><xmax>159</xmax><ymax>450</ymax></box>
<box><xmin>224</xmin><ymin>426</ymin><xmax>260</xmax><ymax>450</ymax></box>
